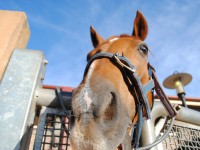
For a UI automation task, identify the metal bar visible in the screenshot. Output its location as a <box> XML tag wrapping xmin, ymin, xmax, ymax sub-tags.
<box><xmin>35</xmin><ymin>88</ymin><xmax>72</xmax><ymax>109</ymax></box>
<box><xmin>0</xmin><ymin>49</ymin><xmax>46</xmax><ymax>150</ymax></box>
<box><xmin>42</xmin><ymin>118</ymin><xmax>47</xmax><ymax>150</ymax></box>
<box><xmin>141</xmin><ymin>119</ymin><xmax>157</xmax><ymax>150</ymax></box>
<box><xmin>59</xmin><ymin>116</ymin><xmax>64</xmax><ymax>150</ymax></box>
<box><xmin>176</xmin><ymin>106</ymin><xmax>200</xmax><ymax>126</ymax></box>
<box><xmin>51</xmin><ymin>114</ymin><xmax>56</xmax><ymax>149</ymax></box>
<box><xmin>34</xmin><ymin>107</ymin><xmax>64</xmax><ymax>150</ymax></box>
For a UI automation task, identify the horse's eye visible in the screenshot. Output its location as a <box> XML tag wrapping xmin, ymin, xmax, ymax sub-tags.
<box><xmin>138</xmin><ymin>44</ymin><xmax>148</xmax><ymax>55</ymax></box>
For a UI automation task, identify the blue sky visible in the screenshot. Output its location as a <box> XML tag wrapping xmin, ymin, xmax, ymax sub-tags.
<box><xmin>1</xmin><ymin>0</ymin><xmax>200</xmax><ymax>97</ymax></box>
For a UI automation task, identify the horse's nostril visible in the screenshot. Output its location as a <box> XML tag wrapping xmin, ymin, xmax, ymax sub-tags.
<box><xmin>110</xmin><ymin>92</ymin><xmax>117</xmax><ymax>105</ymax></box>
<box><xmin>103</xmin><ymin>92</ymin><xmax>118</xmax><ymax>121</ymax></box>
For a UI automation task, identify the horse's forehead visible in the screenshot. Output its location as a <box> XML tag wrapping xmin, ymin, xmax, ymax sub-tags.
<box><xmin>108</xmin><ymin>37</ymin><xmax>119</xmax><ymax>43</ymax></box>
<box><xmin>101</xmin><ymin>37</ymin><xmax>139</xmax><ymax>52</ymax></box>
<box><xmin>95</xmin><ymin>36</ymin><xmax>149</xmax><ymax>81</ymax></box>
<box><xmin>108</xmin><ymin>36</ymin><xmax>135</xmax><ymax>44</ymax></box>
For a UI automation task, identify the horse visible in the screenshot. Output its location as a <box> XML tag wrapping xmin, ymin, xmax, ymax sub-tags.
<box><xmin>70</xmin><ymin>11</ymin><xmax>154</xmax><ymax>150</ymax></box>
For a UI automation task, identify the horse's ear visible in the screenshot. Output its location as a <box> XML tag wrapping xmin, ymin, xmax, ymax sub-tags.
<box><xmin>90</xmin><ymin>26</ymin><xmax>104</xmax><ymax>48</ymax></box>
<box><xmin>132</xmin><ymin>11</ymin><xmax>148</xmax><ymax>41</ymax></box>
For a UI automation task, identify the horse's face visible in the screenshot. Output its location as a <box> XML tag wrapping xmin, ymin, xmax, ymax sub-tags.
<box><xmin>70</xmin><ymin>11</ymin><xmax>152</xmax><ymax>150</ymax></box>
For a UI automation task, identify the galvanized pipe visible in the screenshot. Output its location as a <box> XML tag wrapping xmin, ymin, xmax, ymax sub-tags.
<box><xmin>141</xmin><ymin>119</ymin><xmax>157</xmax><ymax>150</ymax></box>
<box><xmin>140</xmin><ymin>102</ymin><xmax>169</xmax><ymax>150</ymax></box>
<box><xmin>176</xmin><ymin>106</ymin><xmax>200</xmax><ymax>126</ymax></box>
<box><xmin>151</xmin><ymin>102</ymin><xmax>169</xmax><ymax>122</ymax></box>
<box><xmin>34</xmin><ymin>88</ymin><xmax>72</xmax><ymax>109</ymax></box>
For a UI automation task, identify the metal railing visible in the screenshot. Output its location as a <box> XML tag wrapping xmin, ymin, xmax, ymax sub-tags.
<box><xmin>141</xmin><ymin>101</ymin><xmax>200</xmax><ymax>150</ymax></box>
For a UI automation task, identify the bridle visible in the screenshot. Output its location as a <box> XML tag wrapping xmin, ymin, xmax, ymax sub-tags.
<box><xmin>84</xmin><ymin>52</ymin><xmax>176</xmax><ymax>118</ymax></box>
<box><xmin>56</xmin><ymin>51</ymin><xmax>177</xmax><ymax>149</ymax></box>
<box><xmin>85</xmin><ymin>52</ymin><xmax>152</xmax><ymax>118</ymax></box>
<box><xmin>84</xmin><ymin>52</ymin><xmax>177</xmax><ymax>149</ymax></box>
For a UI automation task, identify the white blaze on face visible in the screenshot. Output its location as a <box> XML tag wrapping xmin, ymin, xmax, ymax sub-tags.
<box><xmin>82</xmin><ymin>38</ymin><xmax>118</xmax><ymax>110</ymax></box>
<box><xmin>83</xmin><ymin>61</ymin><xmax>96</xmax><ymax>110</ymax></box>
<box><xmin>109</xmin><ymin>37</ymin><xmax>119</xmax><ymax>43</ymax></box>
<box><xmin>84</xmin><ymin>91</ymin><xmax>92</xmax><ymax>109</ymax></box>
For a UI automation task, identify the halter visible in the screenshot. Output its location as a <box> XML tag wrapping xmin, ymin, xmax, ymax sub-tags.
<box><xmin>84</xmin><ymin>52</ymin><xmax>177</xmax><ymax>148</ymax></box>
<box><xmin>85</xmin><ymin>52</ymin><xmax>152</xmax><ymax>118</ymax></box>
<box><xmin>57</xmin><ymin>51</ymin><xmax>177</xmax><ymax>149</ymax></box>
<box><xmin>85</xmin><ymin>52</ymin><xmax>176</xmax><ymax>118</ymax></box>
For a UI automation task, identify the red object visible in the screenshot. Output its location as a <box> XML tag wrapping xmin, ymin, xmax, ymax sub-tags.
<box><xmin>43</xmin><ymin>85</ymin><xmax>200</xmax><ymax>102</ymax></box>
<box><xmin>154</xmin><ymin>95</ymin><xmax>200</xmax><ymax>102</ymax></box>
<box><xmin>43</xmin><ymin>85</ymin><xmax>75</xmax><ymax>92</ymax></box>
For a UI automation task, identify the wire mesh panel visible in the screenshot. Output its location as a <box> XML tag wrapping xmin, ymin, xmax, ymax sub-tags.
<box><xmin>41</xmin><ymin>113</ymin><xmax>70</xmax><ymax>150</ymax></box>
<box><xmin>35</xmin><ymin>105</ymin><xmax>200</xmax><ymax>150</ymax></box>
<box><xmin>161</xmin><ymin>120</ymin><xmax>200</xmax><ymax>150</ymax></box>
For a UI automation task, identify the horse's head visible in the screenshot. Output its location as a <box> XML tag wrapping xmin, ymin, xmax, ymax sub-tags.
<box><xmin>70</xmin><ymin>11</ymin><xmax>153</xmax><ymax>150</ymax></box>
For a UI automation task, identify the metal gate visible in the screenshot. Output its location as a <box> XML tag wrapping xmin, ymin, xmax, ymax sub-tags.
<box><xmin>0</xmin><ymin>49</ymin><xmax>200</xmax><ymax>150</ymax></box>
<box><xmin>162</xmin><ymin>120</ymin><xmax>200</xmax><ymax>150</ymax></box>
